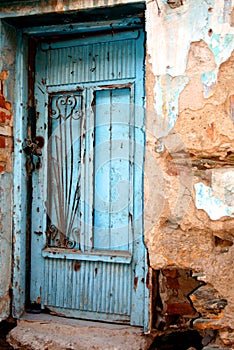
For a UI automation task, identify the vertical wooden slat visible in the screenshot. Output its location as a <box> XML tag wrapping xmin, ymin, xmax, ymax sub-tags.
<box><xmin>93</xmin><ymin>90</ymin><xmax>111</xmax><ymax>249</ymax></box>
<box><xmin>47</xmin><ymin>39</ymin><xmax>136</xmax><ymax>84</ymax></box>
<box><xmin>43</xmin><ymin>259</ymin><xmax>132</xmax><ymax>317</ymax></box>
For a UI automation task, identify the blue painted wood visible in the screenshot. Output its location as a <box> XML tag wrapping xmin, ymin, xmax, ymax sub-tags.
<box><xmin>30</xmin><ymin>45</ymin><xmax>48</xmax><ymax>305</ymax></box>
<box><xmin>12</xmin><ymin>32</ymin><xmax>28</xmax><ymax>318</ymax></box>
<box><xmin>21</xmin><ymin>17</ymin><xmax>143</xmax><ymax>36</ymax></box>
<box><xmin>42</xmin><ymin>248</ymin><xmax>132</xmax><ymax>263</ymax></box>
<box><xmin>94</xmin><ymin>88</ymin><xmax>133</xmax><ymax>251</ymax></box>
<box><xmin>31</xmin><ymin>28</ymin><xmax>148</xmax><ymax>327</ymax></box>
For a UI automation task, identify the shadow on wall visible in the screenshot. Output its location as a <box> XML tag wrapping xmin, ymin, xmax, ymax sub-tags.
<box><xmin>148</xmin><ymin>329</ymin><xmax>203</xmax><ymax>350</ymax></box>
<box><xmin>150</xmin><ymin>268</ymin><xmax>230</xmax><ymax>349</ymax></box>
<box><xmin>0</xmin><ymin>320</ymin><xmax>16</xmax><ymax>350</ymax></box>
<box><xmin>152</xmin><ymin>269</ymin><xmax>203</xmax><ymax>331</ymax></box>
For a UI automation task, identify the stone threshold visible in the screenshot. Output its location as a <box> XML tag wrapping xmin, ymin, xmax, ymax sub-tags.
<box><xmin>7</xmin><ymin>313</ymin><xmax>155</xmax><ymax>350</ymax></box>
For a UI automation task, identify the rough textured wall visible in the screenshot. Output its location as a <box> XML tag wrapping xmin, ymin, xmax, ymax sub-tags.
<box><xmin>0</xmin><ymin>21</ymin><xmax>16</xmax><ymax>321</ymax></box>
<box><xmin>145</xmin><ymin>0</ymin><xmax>234</xmax><ymax>347</ymax></box>
<box><xmin>0</xmin><ymin>0</ymin><xmax>144</xmax><ymax>17</ymax></box>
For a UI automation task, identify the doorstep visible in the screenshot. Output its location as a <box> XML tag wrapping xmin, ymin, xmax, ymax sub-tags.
<box><xmin>7</xmin><ymin>313</ymin><xmax>155</xmax><ymax>350</ymax></box>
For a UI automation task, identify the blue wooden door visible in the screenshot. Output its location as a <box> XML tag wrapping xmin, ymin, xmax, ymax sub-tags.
<box><xmin>30</xmin><ymin>29</ymin><xmax>148</xmax><ymax>327</ymax></box>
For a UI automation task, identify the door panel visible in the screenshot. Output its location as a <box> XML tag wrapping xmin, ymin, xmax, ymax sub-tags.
<box><xmin>47</xmin><ymin>91</ymin><xmax>84</xmax><ymax>248</ymax></box>
<box><xmin>31</xmin><ymin>29</ymin><xmax>147</xmax><ymax>326</ymax></box>
<box><xmin>44</xmin><ymin>32</ymin><xmax>137</xmax><ymax>85</ymax></box>
<box><xmin>94</xmin><ymin>88</ymin><xmax>132</xmax><ymax>251</ymax></box>
<box><xmin>42</xmin><ymin>258</ymin><xmax>132</xmax><ymax>322</ymax></box>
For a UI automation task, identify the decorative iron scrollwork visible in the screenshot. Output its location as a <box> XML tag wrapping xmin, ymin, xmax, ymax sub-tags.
<box><xmin>50</xmin><ymin>94</ymin><xmax>83</xmax><ymax>120</ymax></box>
<box><xmin>23</xmin><ymin>136</ymin><xmax>45</xmax><ymax>172</ymax></box>
<box><xmin>47</xmin><ymin>224</ymin><xmax>78</xmax><ymax>249</ymax></box>
<box><xmin>46</xmin><ymin>91</ymin><xmax>83</xmax><ymax>250</ymax></box>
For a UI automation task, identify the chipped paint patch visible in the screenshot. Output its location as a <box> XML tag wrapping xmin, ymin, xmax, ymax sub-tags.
<box><xmin>0</xmin><ymin>172</ymin><xmax>12</xmax><ymax>320</ymax></box>
<box><xmin>194</xmin><ymin>170</ymin><xmax>234</xmax><ymax>220</ymax></box>
<box><xmin>154</xmin><ymin>75</ymin><xmax>189</xmax><ymax>134</ymax></box>
<box><xmin>146</xmin><ymin>0</ymin><xmax>216</xmax><ymax>77</ymax></box>
<box><xmin>146</xmin><ymin>0</ymin><xmax>234</xmax><ymax>138</ymax></box>
<box><xmin>205</xmin><ymin>33</ymin><xmax>234</xmax><ymax>67</ymax></box>
<box><xmin>201</xmin><ymin>70</ymin><xmax>217</xmax><ymax>98</ymax></box>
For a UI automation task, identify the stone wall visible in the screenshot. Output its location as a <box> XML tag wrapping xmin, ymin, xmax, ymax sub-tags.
<box><xmin>145</xmin><ymin>0</ymin><xmax>234</xmax><ymax>347</ymax></box>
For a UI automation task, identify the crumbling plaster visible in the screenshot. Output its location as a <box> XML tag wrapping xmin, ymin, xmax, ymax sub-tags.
<box><xmin>145</xmin><ymin>0</ymin><xmax>234</xmax><ymax>341</ymax></box>
<box><xmin>146</xmin><ymin>0</ymin><xmax>234</xmax><ymax>131</ymax></box>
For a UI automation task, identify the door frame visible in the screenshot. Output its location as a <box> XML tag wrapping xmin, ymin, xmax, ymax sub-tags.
<box><xmin>12</xmin><ymin>10</ymin><xmax>151</xmax><ymax>332</ymax></box>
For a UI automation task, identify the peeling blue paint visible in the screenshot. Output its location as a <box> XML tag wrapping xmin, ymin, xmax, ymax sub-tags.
<box><xmin>0</xmin><ymin>173</ymin><xmax>12</xmax><ymax>321</ymax></box>
<box><xmin>201</xmin><ymin>70</ymin><xmax>217</xmax><ymax>98</ymax></box>
<box><xmin>194</xmin><ymin>182</ymin><xmax>234</xmax><ymax>220</ymax></box>
<box><xmin>218</xmin><ymin>8</ymin><xmax>224</xmax><ymax>24</ymax></box>
<box><xmin>155</xmin><ymin>75</ymin><xmax>189</xmax><ymax>134</ymax></box>
<box><xmin>207</xmin><ymin>33</ymin><xmax>234</xmax><ymax>67</ymax></box>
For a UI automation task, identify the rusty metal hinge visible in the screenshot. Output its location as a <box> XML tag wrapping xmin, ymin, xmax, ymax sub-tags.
<box><xmin>23</xmin><ymin>136</ymin><xmax>44</xmax><ymax>173</ymax></box>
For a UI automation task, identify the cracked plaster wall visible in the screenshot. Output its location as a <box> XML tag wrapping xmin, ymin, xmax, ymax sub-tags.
<box><xmin>0</xmin><ymin>0</ymin><xmax>144</xmax><ymax>17</ymax></box>
<box><xmin>145</xmin><ymin>0</ymin><xmax>234</xmax><ymax>345</ymax></box>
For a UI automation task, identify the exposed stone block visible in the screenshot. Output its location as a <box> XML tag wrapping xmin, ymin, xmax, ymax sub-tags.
<box><xmin>190</xmin><ymin>284</ymin><xmax>228</xmax><ymax>319</ymax></box>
